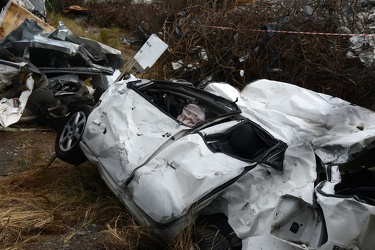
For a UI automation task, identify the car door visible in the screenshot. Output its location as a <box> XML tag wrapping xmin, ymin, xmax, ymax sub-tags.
<box><xmin>82</xmin><ymin>79</ymin><xmax>240</xmax><ymax>187</ymax></box>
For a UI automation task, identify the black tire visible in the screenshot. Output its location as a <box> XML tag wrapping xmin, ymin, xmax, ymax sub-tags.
<box><xmin>55</xmin><ymin>105</ymin><xmax>92</xmax><ymax>166</ymax></box>
<box><xmin>193</xmin><ymin>226</ymin><xmax>231</xmax><ymax>250</ymax></box>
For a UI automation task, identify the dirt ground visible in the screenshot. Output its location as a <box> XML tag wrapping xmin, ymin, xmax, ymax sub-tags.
<box><xmin>0</xmin><ymin>126</ymin><xmax>57</xmax><ymax>177</ymax></box>
<box><xmin>0</xmin><ymin>124</ymin><xmax>167</xmax><ymax>250</ymax></box>
<box><xmin>0</xmin><ymin>18</ymin><xmax>167</xmax><ymax>249</ymax></box>
<box><xmin>0</xmin><ymin>125</ymin><xmax>120</xmax><ymax>250</ymax></box>
<box><xmin>1</xmin><ymin>127</ymin><xmax>98</xmax><ymax>248</ymax></box>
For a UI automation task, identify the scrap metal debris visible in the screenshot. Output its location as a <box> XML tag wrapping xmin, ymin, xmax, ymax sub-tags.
<box><xmin>0</xmin><ymin>0</ymin><xmax>125</xmax><ymax>128</ymax></box>
<box><xmin>0</xmin><ymin>0</ymin><xmax>52</xmax><ymax>39</ymax></box>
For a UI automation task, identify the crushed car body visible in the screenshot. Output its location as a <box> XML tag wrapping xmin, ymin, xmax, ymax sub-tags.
<box><xmin>0</xmin><ymin>0</ymin><xmax>52</xmax><ymax>39</ymax></box>
<box><xmin>0</xmin><ymin>53</ymin><xmax>35</xmax><ymax>127</ymax></box>
<box><xmin>205</xmin><ymin>79</ymin><xmax>375</xmax><ymax>249</ymax></box>
<box><xmin>1</xmin><ymin>19</ymin><xmax>124</xmax><ymax>89</ymax></box>
<box><xmin>0</xmin><ymin>45</ymin><xmax>93</xmax><ymax>128</ymax></box>
<box><xmin>0</xmin><ymin>1</ymin><xmax>125</xmax><ymax>128</ymax></box>
<box><xmin>55</xmin><ymin>74</ymin><xmax>375</xmax><ymax>249</ymax></box>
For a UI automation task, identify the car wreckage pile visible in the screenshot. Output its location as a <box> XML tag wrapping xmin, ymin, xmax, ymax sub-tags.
<box><xmin>1</xmin><ymin>0</ymin><xmax>375</xmax><ymax>250</ymax></box>
<box><xmin>0</xmin><ymin>0</ymin><xmax>124</xmax><ymax>128</ymax></box>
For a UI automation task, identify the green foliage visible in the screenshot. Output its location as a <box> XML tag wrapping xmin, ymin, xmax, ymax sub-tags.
<box><xmin>33</xmin><ymin>153</ymin><xmax>43</xmax><ymax>161</ymax></box>
<box><xmin>99</xmin><ymin>29</ymin><xmax>121</xmax><ymax>48</ymax></box>
<box><xmin>18</xmin><ymin>159</ymin><xmax>30</xmax><ymax>167</ymax></box>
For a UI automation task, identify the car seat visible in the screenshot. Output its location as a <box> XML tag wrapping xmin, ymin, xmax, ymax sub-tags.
<box><xmin>229</xmin><ymin>124</ymin><xmax>260</xmax><ymax>159</ymax></box>
<box><xmin>207</xmin><ymin>123</ymin><xmax>262</xmax><ymax>160</ymax></box>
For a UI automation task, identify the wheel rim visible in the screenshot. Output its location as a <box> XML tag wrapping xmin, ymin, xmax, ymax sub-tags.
<box><xmin>59</xmin><ymin>111</ymin><xmax>87</xmax><ymax>152</ymax></box>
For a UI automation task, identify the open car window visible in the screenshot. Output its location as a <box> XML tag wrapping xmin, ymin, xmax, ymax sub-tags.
<box><xmin>128</xmin><ymin>80</ymin><xmax>241</xmax><ymax>127</ymax></box>
<box><xmin>205</xmin><ymin>120</ymin><xmax>287</xmax><ymax>171</ymax></box>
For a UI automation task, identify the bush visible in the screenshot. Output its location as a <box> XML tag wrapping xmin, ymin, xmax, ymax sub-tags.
<box><xmin>69</xmin><ymin>0</ymin><xmax>375</xmax><ymax>110</ymax></box>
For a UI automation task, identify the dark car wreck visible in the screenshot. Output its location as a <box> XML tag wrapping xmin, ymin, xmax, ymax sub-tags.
<box><xmin>0</xmin><ymin>6</ymin><xmax>125</xmax><ymax>128</ymax></box>
<box><xmin>55</xmin><ymin>73</ymin><xmax>375</xmax><ymax>249</ymax></box>
<box><xmin>0</xmin><ymin>46</ymin><xmax>96</xmax><ymax>128</ymax></box>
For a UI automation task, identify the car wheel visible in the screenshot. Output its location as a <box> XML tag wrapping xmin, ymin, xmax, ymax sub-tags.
<box><xmin>193</xmin><ymin>226</ymin><xmax>231</xmax><ymax>250</ymax></box>
<box><xmin>55</xmin><ymin>105</ymin><xmax>92</xmax><ymax>166</ymax></box>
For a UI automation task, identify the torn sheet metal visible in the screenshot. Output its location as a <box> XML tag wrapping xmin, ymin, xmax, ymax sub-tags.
<box><xmin>1</xmin><ymin>18</ymin><xmax>44</xmax><ymax>44</ymax></box>
<box><xmin>0</xmin><ymin>0</ymin><xmax>127</xmax><ymax>129</ymax></box>
<box><xmin>336</xmin><ymin>0</ymin><xmax>375</xmax><ymax>67</ymax></box>
<box><xmin>348</xmin><ymin>36</ymin><xmax>375</xmax><ymax>66</ymax></box>
<box><xmin>48</xmin><ymin>22</ymin><xmax>122</xmax><ymax>62</ymax></box>
<box><xmin>203</xmin><ymin>142</ymin><xmax>317</xmax><ymax>240</ymax></box>
<box><xmin>28</xmin><ymin>0</ymin><xmax>47</xmax><ymax>18</ymax></box>
<box><xmin>0</xmin><ymin>61</ymin><xmax>34</xmax><ymax>127</ymax></box>
<box><xmin>1</xmin><ymin>20</ymin><xmax>125</xmax><ymax>79</ymax></box>
<box><xmin>12</xmin><ymin>0</ymin><xmax>47</xmax><ymax>19</ymax></box>
<box><xmin>0</xmin><ymin>60</ymin><xmax>27</xmax><ymax>89</ymax></box>
<box><xmin>271</xmin><ymin>166</ymin><xmax>375</xmax><ymax>250</ymax></box>
<box><xmin>270</xmin><ymin>195</ymin><xmax>324</xmax><ymax>249</ymax></box>
<box><xmin>316</xmin><ymin>189</ymin><xmax>375</xmax><ymax>250</ymax></box>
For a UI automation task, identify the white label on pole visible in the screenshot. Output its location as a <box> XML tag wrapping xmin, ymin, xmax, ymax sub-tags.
<box><xmin>134</xmin><ymin>34</ymin><xmax>168</xmax><ymax>69</ymax></box>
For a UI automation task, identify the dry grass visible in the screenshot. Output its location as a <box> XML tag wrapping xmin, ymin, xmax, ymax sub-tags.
<box><xmin>0</xmin><ymin>163</ymin><xmax>97</xmax><ymax>247</ymax></box>
<box><xmin>46</xmin><ymin>13</ymin><xmax>120</xmax><ymax>48</ymax></box>
<box><xmin>0</xmin><ymin>162</ymin><xmax>165</xmax><ymax>249</ymax></box>
<box><xmin>101</xmin><ymin>215</ymin><xmax>166</xmax><ymax>250</ymax></box>
<box><xmin>46</xmin><ymin>12</ymin><xmax>141</xmax><ymax>65</ymax></box>
<box><xmin>0</xmin><ymin>160</ymin><xmax>191</xmax><ymax>249</ymax></box>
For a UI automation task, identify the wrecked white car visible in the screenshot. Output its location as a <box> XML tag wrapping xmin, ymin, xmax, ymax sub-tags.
<box><xmin>55</xmin><ymin>75</ymin><xmax>375</xmax><ymax>249</ymax></box>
